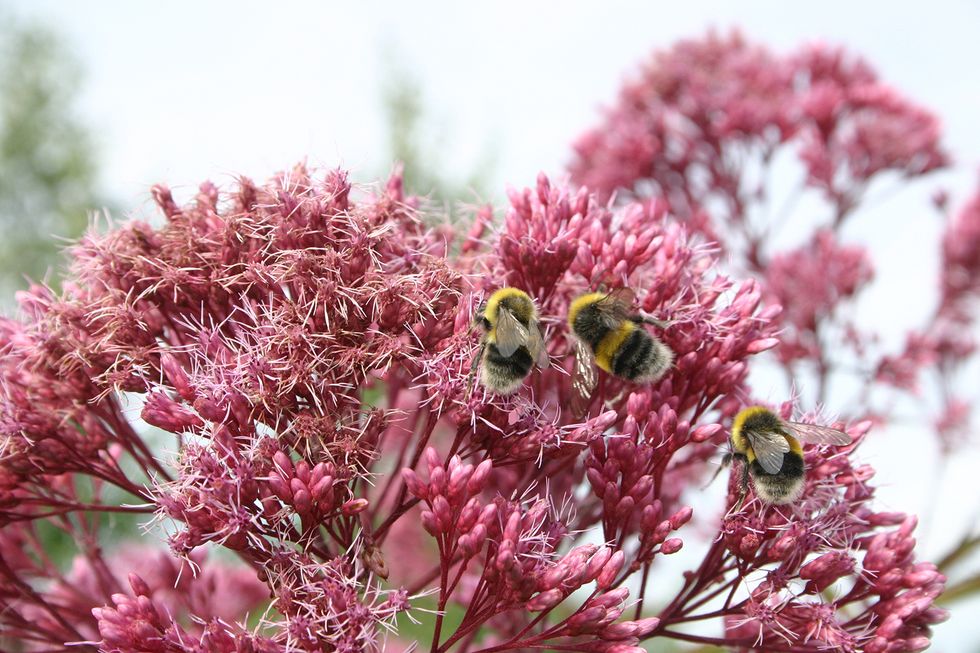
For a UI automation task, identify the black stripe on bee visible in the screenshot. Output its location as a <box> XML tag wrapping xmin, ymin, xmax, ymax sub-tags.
<box><xmin>612</xmin><ymin>330</ymin><xmax>654</xmax><ymax>380</ymax></box>
<box><xmin>484</xmin><ymin>343</ymin><xmax>534</xmax><ymax>377</ymax></box>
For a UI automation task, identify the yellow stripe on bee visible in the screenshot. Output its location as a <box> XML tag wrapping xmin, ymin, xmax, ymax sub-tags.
<box><xmin>594</xmin><ymin>321</ymin><xmax>636</xmax><ymax>373</ymax></box>
<box><xmin>567</xmin><ymin>292</ymin><xmax>607</xmax><ymax>329</ymax></box>
<box><xmin>787</xmin><ymin>435</ymin><xmax>803</xmax><ymax>455</ymax></box>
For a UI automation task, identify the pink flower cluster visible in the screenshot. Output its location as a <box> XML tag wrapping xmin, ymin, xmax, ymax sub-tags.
<box><xmin>565</xmin><ymin>28</ymin><xmax>980</xmax><ymax>649</ymax></box>
<box><xmin>876</xmin><ymin>183</ymin><xmax>980</xmax><ymax>451</ymax></box>
<box><xmin>715</xmin><ymin>414</ymin><xmax>945</xmax><ymax>652</ymax></box>
<box><xmin>2</xmin><ymin>26</ymin><xmax>965</xmax><ymax>653</ymax></box>
<box><xmin>570</xmin><ymin>30</ymin><xmax>946</xmax><ymax>221</ymax></box>
<box><xmin>570</xmin><ymin>29</ymin><xmax>979</xmax><ymax>460</ymax></box>
<box><xmin>0</xmin><ymin>157</ymin><xmax>947</xmax><ymax>652</ymax></box>
<box><xmin>766</xmin><ymin>230</ymin><xmax>874</xmax><ymax>364</ymax></box>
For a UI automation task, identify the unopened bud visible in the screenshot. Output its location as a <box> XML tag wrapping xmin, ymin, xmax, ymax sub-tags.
<box><xmin>341</xmin><ymin>498</ymin><xmax>369</xmax><ymax>515</ymax></box>
<box><xmin>467</xmin><ymin>459</ymin><xmax>493</xmax><ymax>493</ymax></box>
<box><xmin>669</xmin><ymin>506</ymin><xmax>693</xmax><ymax>529</ymax></box>
<box><xmin>401</xmin><ymin>468</ymin><xmax>428</xmax><ymax>500</ymax></box>
<box><xmin>661</xmin><ymin>538</ymin><xmax>683</xmax><ymax>554</ymax></box>
<box><xmin>128</xmin><ymin>573</ymin><xmax>151</xmax><ymax>597</ymax></box>
<box><xmin>596</xmin><ymin>551</ymin><xmax>625</xmax><ymax>590</ymax></box>
<box><xmin>527</xmin><ymin>588</ymin><xmax>564</xmax><ymax>612</ymax></box>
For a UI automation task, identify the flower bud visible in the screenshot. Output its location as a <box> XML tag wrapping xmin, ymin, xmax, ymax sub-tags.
<box><xmin>273</xmin><ymin>451</ymin><xmax>293</xmax><ymax>476</ymax></box>
<box><xmin>141</xmin><ymin>393</ymin><xmax>203</xmax><ymax>433</ymax></box>
<box><xmin>159</xmin><ymin>352</ymin><xmax>195</xmax><ymax>401</ymax></box>
<box><xmin>421</xmin><ymin>510</ymin><xmax>438</xmax><ymax>536</ymax></box>
<box><xmin>628</xmin><ymin>475</ymin><xmax>654</xmax><ymax>501</ymax></box>
<box><xmin>401</xmin><ymin>468</ymin><xmax>428</xmax><ymax>500</ymax></box>
<box><xmin>128</xmin><ymin>573</ymin><xmax>151</xmax><ymax>597</ymax></box>
<box><xmin>590</xmin><ymin>587</ymin><xmax>630</xmax><ymax>609</ymax></box>
<box><xmin>567</xmin><ymin>606</ymin><xmax>606</xmax><ymax>631</ymax></box>
<box><xmin>669</xmin><ymin>506</ymin><xmax>693</xmax><ymax>529</ymax></box>
<box><xmin>292</xmin><ymin>489</ymin><xmax>313</xmax><ymax>516</ymax></box>
<box><xmin>661</xmin><ymin>538</ymin><xmax>683</xmax><ymax>554</ymax></box>
<box><xmin>467</xmin><ymin>459</ymin><xmax>493</xmax><ymax>493</ymax></box>
<box><xmin>585</xmin><ymin>547</ymin><xmax>613</xmax><ymax>582</ymax></box>
<box><xmin>460</xmin><ymin>524</ymin><xmax>488</xmax><ymax>557</ymax></box>
<box><xmin>600</xmin><ymin>616</ymin><xmax>660</xmax><ymax>639</ymax></box>
<box><xmin>691</xmin><ymin>423</ymin><xmax>723</xmax><ymax>442</ymax></box>
<box><xmin>527</xmin><ymin>588</ymin><xmax>564</xmax><ymax>612</ymax></box>
<box><xmin>340</xmin><ymin>498</ymin><xmax>369</xmax><ymax>515</ymax></box>
<box><xmin>429</xmin><ymin>467</ymin><xmax>447</xmax><ymax>496</ymax></box>
<box><xmin>456</xmin><ymin>497</ymin><xmax>483</xmax><ymax>533</ymax></box>
<box><xmin>311</xmin><ymin>477</ymin><xmax>334</xmax><ymax>506</ymax></box>
<box><xmin>596</xmin><ymin>551</ymin><xmax>625</xmax><ymax>590</ymax></box>
<box><xmin>615</xmin><ymin>496</ymin><xmax>636</xmax><ymax>521</ymax></box>
<box><xmin>432</xmin><ymin>496</ymin><xmax>453</xmax><ymax>532</ymax></box>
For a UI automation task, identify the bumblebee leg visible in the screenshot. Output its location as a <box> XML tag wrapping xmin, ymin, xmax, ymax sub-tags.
<box><xmin>734</xmin><ymin>461</ymin><xmax>750</xmax><ymax>510</ymax></box>
<box><xmin>471</xmin><ymin>302</ymin><xmax>489</xmax><ymax>330</ymax></box>
<box><xmin>631</xmin><ymin>313</ymin><xmax>673</xmax><ymax>329</ymax></box>
<box><xmin>466</xmin><ymin>342</ymin><xmax>485</xmax><ymax>396</ymax></box>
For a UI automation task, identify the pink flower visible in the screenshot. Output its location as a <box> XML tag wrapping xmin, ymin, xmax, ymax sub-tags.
<box><xmin>570</xmin><ymin>31</ymin><xmax>946</xmax><ymax>222</ymax></box>
<box><xmin>0</xmin><ymin>114</ymin><xmax>948</xmax><ymax>651</ymax></box>
<box><xmin>939</xmin><ymin>181</ymin><xmax>980</xmax><ymax>319</ymax></box>
<box><xmin>765</xmin><ymin>230</ymin><xmax>874</xmax><ymax>363</ymax></box>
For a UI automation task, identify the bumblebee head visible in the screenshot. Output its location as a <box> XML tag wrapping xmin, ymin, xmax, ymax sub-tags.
<box><xmin>485</xmin><ymin>287</ymin><xmax>537</xmax><ymax>326</ymax></box>
<box><xmin>567</xmin><ymin>292</ymin><xmax>608</xmax><ymax>330</ymax></box>
<box><xmin>732</xmin><ymin>406</ymin><xmax>783</xmax><ymax>440</ymax></box>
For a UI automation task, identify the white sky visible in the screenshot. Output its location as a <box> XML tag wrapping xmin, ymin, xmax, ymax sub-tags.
<box><xmin>5</xmin><ymin>1</ymin><xmax>980</xmax><ymax>649</ymax></box>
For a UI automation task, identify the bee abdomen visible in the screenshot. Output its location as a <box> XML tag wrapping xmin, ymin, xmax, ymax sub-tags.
<box><xmin>750</xmin><ymin>452</ymin><xmax>805</xmax><ymax>479</ymax></box>
<box><xmin>485</xmin><ymin>343</ymin><xmax>534</xmax><ymax>374</ymax></box>
<box><xmin>751</xmin><ymin>451</ymin><xmax>806</xmax><ymax>505</ymax></box>
<box><xmin>612</xmin><ymin>329</ymin><xmax>672</xmax><ymax>382</ymax></box>
<box><xmin>750</xmin><ymin>452</ymin><xmax>805</xmax><ymax>504</ymax></box>
<box><xmin>481</xmin><ymin>343</ymin><xmax>534</xmax><ymax>393</ymax></box>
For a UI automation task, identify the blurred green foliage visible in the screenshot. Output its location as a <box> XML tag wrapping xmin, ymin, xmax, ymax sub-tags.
<box><xmin>0</xmin><ymin>14</ymin><xmax>109</xmax><ymax>299</ymax></box>
<box><xmin>379</xmin><ymin>59</ymin><xmax>496</xmax><ymax>210</ymax></box>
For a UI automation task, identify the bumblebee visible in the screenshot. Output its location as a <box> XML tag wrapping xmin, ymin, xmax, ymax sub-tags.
<box><xmin>567</xmin><ymin>288</ymin><xmax>674</xmax><ymax>402</ymax></box>
<box><xmin>471</xmin><ymin>287</ymin><xmax>548</xmax><ymax>394</ymax></box>
<box><xmin>728</xmin><ymin>406</ymin><xmax>852</xmax><ymax>506</ymax></box>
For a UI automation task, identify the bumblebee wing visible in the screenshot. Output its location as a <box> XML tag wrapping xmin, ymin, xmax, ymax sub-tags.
<box><xmin>746</xmin><ymin>429</ymin><xmax>790</xmax><ymax>475</ymax></box>
<box><xmin>494</xmin><ymin>307</ymin><xmax>530</xmax><ymax>358</ymax></box>
<box><xmin>783</xmin><ymin>421</ymin><xmax>852</xmax><ymax>446</ymax></box>
<box><xmin>571</xmin><ymin>339</ymin><xmax>598</xmax><ymax>407</ymax></box>
<box><xmin>605</xmin><ymin>287</ymin><xmax>636</xmax><ymax>305</ymax></box>
<box><xmin>526</xmin><ymin>321</ymin><xmax>549</xmax><ymax>368</ymax></box>
<box><xmin>593</xmin><ymin>288</ymin><xmax>635</xmax><ymax>330</ymax></box>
